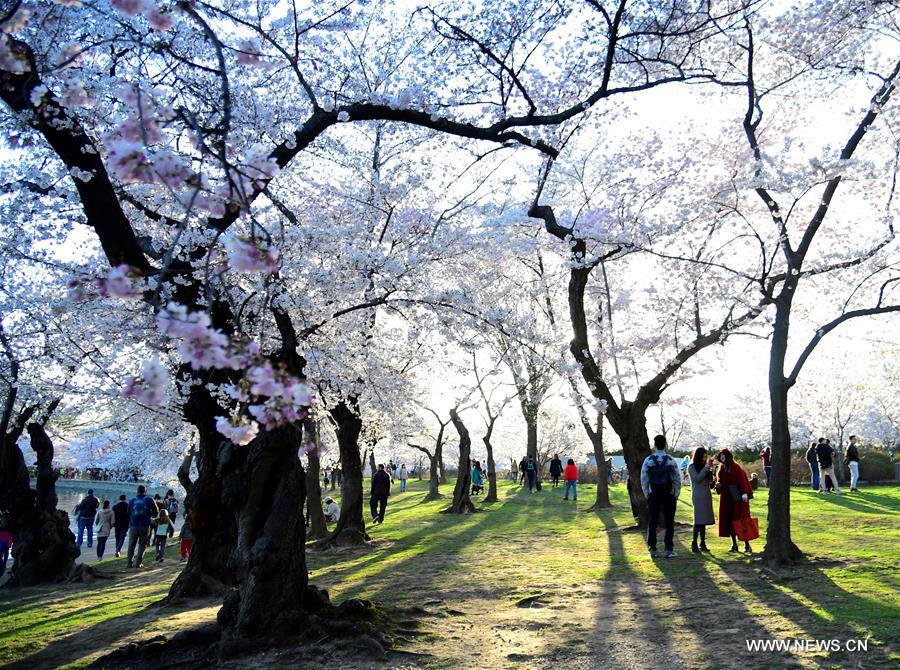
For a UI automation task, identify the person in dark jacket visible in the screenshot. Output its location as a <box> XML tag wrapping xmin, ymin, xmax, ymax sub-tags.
<box><xmin>370</xmin><ymin>464</ymin><xmax>392</xmax><ymax>524</ymax></box>
<box><xmin>805</xmin><ymin>442</ymin><xmax>820</xmax><ymax>490</ymax></box>
<box><xmin>112</xmin><ymin>494</ymin><xmax>129</xmax><ymax>557</ymax></box>
<box><xmin>816</xmin><ymin>438</ymin><xmax>843</xmax><ymax>494</ymax></box>
<box><xmin>75</xmin><ymin>489</ymin><xmax>100</xmax><ymax>549</ymax></box>
<box><xmin>548</xmin><ymin>455</ymin><xmax>563</xmax><ymax>488</ymax></box>
<box><xmin>846</xmin><ymin>435</ymin><xmax>860</xmax><ymax>492</ymax></box>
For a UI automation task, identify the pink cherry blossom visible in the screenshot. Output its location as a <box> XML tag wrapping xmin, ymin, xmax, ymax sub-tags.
<box><xmin>225</xmin><ymin>237</ymin><xmax>279</xmax><ymax>274</ymax></box>
<box><xmin>215</xmin><ymin>416</ymin><xmax>259</xmax><ymax>445</ymax></box>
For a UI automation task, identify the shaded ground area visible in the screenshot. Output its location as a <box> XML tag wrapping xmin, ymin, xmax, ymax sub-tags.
<box><xmin>0</xmin><ymin>481</ymin><xmax>897</xmax><ymax>669</ymax></box>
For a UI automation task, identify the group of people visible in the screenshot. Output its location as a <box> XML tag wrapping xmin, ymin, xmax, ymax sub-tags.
<box><xmin>642</xmin><ymin>435</ymin><xmax>757</xmax><ymax>558</ymax></box>
<box><xmin>805</xmin><ymin>435</ymin><xmax>860</xmax><ymax>493</ymax></box>
<box><xmin>73</xmin><ymin>487</ymin><xmax>190</xmax><ymax>567</ymax></box>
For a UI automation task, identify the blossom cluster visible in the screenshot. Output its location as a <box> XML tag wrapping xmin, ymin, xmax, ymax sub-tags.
<box><xmin>67</xmin><ymin>264</ymin><xmax>142</xmax><ymax>302</ymax></box>
<box><xmin>154</xmin><ymin>302</ymin><xmax>313</xmax><ymax>444</ymax></box>
<box><xmin>122</xmin><ymin>356</ymin><xmax>168</xmax><ymax>406</ymax></box>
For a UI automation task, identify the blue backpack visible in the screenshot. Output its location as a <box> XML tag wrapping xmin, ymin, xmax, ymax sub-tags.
<box><xmin>130</xmin><ymin>496</ymin><xmax>152</xmax><ymax>527</ymax></box>
<box><xmin>647</xmin><ymin>454</ymin><xmax>673</xmax><ymax>494</ymax></box>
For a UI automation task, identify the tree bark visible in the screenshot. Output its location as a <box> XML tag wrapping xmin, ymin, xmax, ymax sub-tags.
<box><xmin>583</xmin><ymin>413</ymin><xmax>612</xmax><ymax>510</ymax></box>
<box><xmin>524</xmin><ymin>410</ymin><xmax>538</xmax><ymax>459</ymax></box>
<box><xmin>177</xmin><ymin>444</ymin><xmax>196</xmax><ymax>495</ymax></box>
<box><xmin>316</xmin><ymin>401</ymin><xmax>369</xmax><ymax>548</ymax></box>
<box><xmin>305</xmin><ymin>449</ymin><xmax>328</xmax><ymax>541</ymax></box>
<box><xmin>2</xmin><ymin>422</ymin><xmax>78</xmax><ymax>586</ymax></box>
<box><xmin>482</xmin><ymin>417</ymin><xmax>499</xmax><ymax>503</ymax></box>
<box><xmin>763</xmin><ymin>301</ymin><xmax>804</xmax><ymax>565</ymax></box>
<box><xmin>444</xmin><ymin>410</ymin><xmax>475</xmax><ymax>514</ymax></box>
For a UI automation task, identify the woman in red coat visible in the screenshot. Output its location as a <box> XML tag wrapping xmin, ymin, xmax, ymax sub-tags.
<box><xmin>715</xmin><ymin>448</ymin><xmax>754</xmax><ymax>553</ymax></box>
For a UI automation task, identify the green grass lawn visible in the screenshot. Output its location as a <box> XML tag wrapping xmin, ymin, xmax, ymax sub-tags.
<box><xmin>1</xmin><ymin>480</ymin><xmax>897</xmax><ymax>669</ymax></box>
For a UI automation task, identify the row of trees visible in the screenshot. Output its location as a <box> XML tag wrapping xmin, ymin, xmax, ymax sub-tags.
<box><xmin>1</xmin><ymin>0</ymin><xmax>898</xmax><ymax>657</ymax></box>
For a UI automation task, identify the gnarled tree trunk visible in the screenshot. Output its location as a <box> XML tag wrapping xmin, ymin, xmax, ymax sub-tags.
<box><xmin>444</xmin><ymin>410</ymin><xmax>475</xmax><ymax>514</ymax></box>
<box><xmin>2</xmin><ymin>422</ymin><xmax>78</xmax><ymax>586</ymax></box>
<box><xmin>583</xmin><ymin>412</ymin><xmax>612</xmax><ymax>510</ymax></box>
<box><xmin>316</xmin><ymin>400</ymin><xmax>368</xmax><ymax>548</ymax></box>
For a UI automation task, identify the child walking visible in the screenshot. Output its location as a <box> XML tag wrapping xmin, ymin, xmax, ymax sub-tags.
<box><xmin>153</xmin><ymin>508</ymin><xmax>174</xmax><ymax>563</ymax></box>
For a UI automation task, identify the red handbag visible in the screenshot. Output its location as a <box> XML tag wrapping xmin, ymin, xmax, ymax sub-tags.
<box><xmin>732</xmin><ymin>517</ymin><xmax>760</xmax><ymax>542</ymax></box>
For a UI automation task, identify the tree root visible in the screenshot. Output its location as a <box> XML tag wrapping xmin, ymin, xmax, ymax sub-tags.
<box><xmin>312</xmin><ymin>527</ymin><xmax>371</xmax><ymax>551</ymax></box>
<box><xmin>89</xmin><ymin>592</ymin><xmax>426</xmax><ymax>669</ymax></box>
<box><xmin>66</xmin><ymin>563</ymin><xmax>115</xmax><ymax>584</ymax></box>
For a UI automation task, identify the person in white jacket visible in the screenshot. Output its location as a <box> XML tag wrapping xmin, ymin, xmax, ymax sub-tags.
<box><xmin>94</xmin><ymin>500</ymin><xmax>115</xmax><ymax>560</ymax></box>
<box><xmin>398</xmin><ymin>464</ymin><xmax>409</xmax><ymax>492</ymax></box>
<box><xmin>323</xmin><ymin>497</ymin><xmax>341</xmax><ymax>523</ymax></box>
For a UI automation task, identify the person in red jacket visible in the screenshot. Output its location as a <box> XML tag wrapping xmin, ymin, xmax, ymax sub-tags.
<box><xmin>715</xmin><ymin>448</ymin><xmax>754</xmax><ymax>553</ymax></box>
<box><xmin>563</xmin><ymin>459</ymin><xmax>578</xmax><ymax>501</ymax></box>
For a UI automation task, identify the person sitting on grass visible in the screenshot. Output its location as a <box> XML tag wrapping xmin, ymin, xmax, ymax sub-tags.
<box><xmin>324</xmin><ymin>497</ymin><xmax>341</xmax><ymax>523</ymax></box>
<box><xmin>152</xmin><ymin>508</ymin><xmax>174</xmax><ymax>563</ymax></box>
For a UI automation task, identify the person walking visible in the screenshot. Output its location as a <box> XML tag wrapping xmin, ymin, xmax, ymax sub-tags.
<box><xmin>518</xmin><ymin>456</ymin><xmax>527</xmax><ymax>485</ymax></box>
<box><xmin>94</xmin><ymin>500</ymin><xmax>115</xmax><ymax>560</ymax></box>
<box><xmin>398</xmin><ymin>463</ymin><xmax>409</xmax><ymax>493</ymax></box>
<box><xmin>640</xmin><ymin>435</ymin><xmax>681</xmax><ymax>558</ymax></box>
<box><xmin>0</xmin><ymin>526</ymin><xmax>12</xmax><ymax>578</ymax></box>
<box><xmin>152</xmin><ymin>508</ymin><xmax>174</xmax><ymax>563</ymax></box>
<box><xmin>524</xmin><ymin>455</ymin><xmax>538</xmax><ymax>492</ymax></box>
<box><xmin>112</xmin><ymin>494</ymin><xmax>129</xmax><ymax>557</ymax></box>
<box><xmin>179</xmin><ymin>516</ymin><xmax>193</xmax><ymax>561</ymax></box>
<box><xmin>687</xmin><ymin>447</ymin><xmax>715</xmax><ymax>553</ymax></box>
<box><xmin>74</xmin><ymin>488</ymin><xmax>100</xmax><ymax>549</ymax></box>
<box><xmin>162</xmin><ymin>489</ymin><xmax>179</xmax><ymax>523</ymax></box>
<box><xmin>805</xmin><ymin>442</ymin><xmax>820</xmax><ymax>490</ymax></box>
<box><xmin>471</xmin><ymin>461</ymin><xmax>485</xmax><ymax>495</ymax></box>
<box><xmin>549</xmin><ymin>454</ymin><xmax>563</xmax><ymax>488</ymax></box>
<box><xmin>370</xmin><ymin>464</ymin><xmax>391</xmax><ymax>524</ymax></box>
<box><xmin>816</xmin><ymin>438</ymin><xmax>843</xmax><ymax>494</ymax></box>
<box><xmin>126</xmin><ymin>485</ymin><xmax>158</xmax><ymax>568</ymax></box>
<box><xmin>563</xmin><ymin>459</ymin><xmax>578</xmax><ymax>501</ymax></box>
<box><xmin>715</xmin><ymin>448</ymin><xmax>754</xmax><ymax>553</ymax></box>
<box><xmin>760</xmin><ymin>447</ymin><xmax>772</xmax><ymax>487</ymax></box>
<box><xmin>846</xmin><ymin>435</ymin><xmax>861</xmax><ymax>492</ymax></box>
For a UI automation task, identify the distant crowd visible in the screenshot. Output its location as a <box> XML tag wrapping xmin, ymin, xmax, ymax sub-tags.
<box><xmin>70</xmin><ymin>487</ymin><xmax>190</xmax><ymax>567</ymax></box>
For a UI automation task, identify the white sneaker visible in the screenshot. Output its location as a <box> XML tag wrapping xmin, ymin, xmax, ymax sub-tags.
<box><xmin>664</xmin><ymin>549</ymin><xmax>678</xmax><ymax>559</ymax></box>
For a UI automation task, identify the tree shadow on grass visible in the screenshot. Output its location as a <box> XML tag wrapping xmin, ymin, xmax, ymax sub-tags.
<box><xmin>808</xmin><ymin>493</ymin><xmax>897</xmax><ymax>515</ymax></box>
<box><xmin>584</xmin><ymin>512</ymin><xmax>710</xmax><ymax>669</ymax></box>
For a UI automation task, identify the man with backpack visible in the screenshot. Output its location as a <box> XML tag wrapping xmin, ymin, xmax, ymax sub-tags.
<box><xmin>640</xmin><ymin>435</ymin><xmax>682</xmax><ymax>559</ymax></box>
<box><xmin>525</xmin><ymin>455</ymin><xmax>538</xmax><ymax>492</ymax></box>
<box><xmin>126</xmin><ymin>485</ymin><xmax>159</xmax><ymax>568</ymax></box>
<box><xmin>163</xmin><ymin>489</ymin><xmax>180</xmax><ymax>523</ymax></box>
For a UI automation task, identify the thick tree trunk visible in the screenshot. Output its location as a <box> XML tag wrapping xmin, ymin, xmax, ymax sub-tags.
<box><xmin>214</xmin><ymin>423</ymin><xmax>312</xmax><ymax>643</ymax></box>
<box><xmin>169</xmin><ymin>389</ymin><xmax>240</xmax><ymax>598</ymax></box>
<box><xmin>305</xmin><ymin>450</ymin><xmax>328</xmax><ymax>541</ymax></box>
<box><xmin>483</xmin><ymin>431</ymin><xmax>498</xmax><ymax>503</ymax></box>
<box><xmin>763</xmin><ymin>303</ymin><xmax>803</xmax><ymax>565</ymax></box>
<box><xmin>444</xmin><ymin>410</ymin><xmax>476</xmax><ymax>514</ymax></box>
<box><xmin>2</xmin><ymin>423</ymin><xmax>78</xmax><ymax>586</ymax></box>
<box><xmin>316</xmin><ymin>401</ymin><xmax>369</xmax><ymax>548</ymax></box>
<box><xmin>608</xmin><ymin>401</ymin><xmax>652</xmax><ymax>528</ymax></box>
<box><xmin>438</xmin><ymin>453</ymin><xmax>447</xmax><ymax>484</ymax></box>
